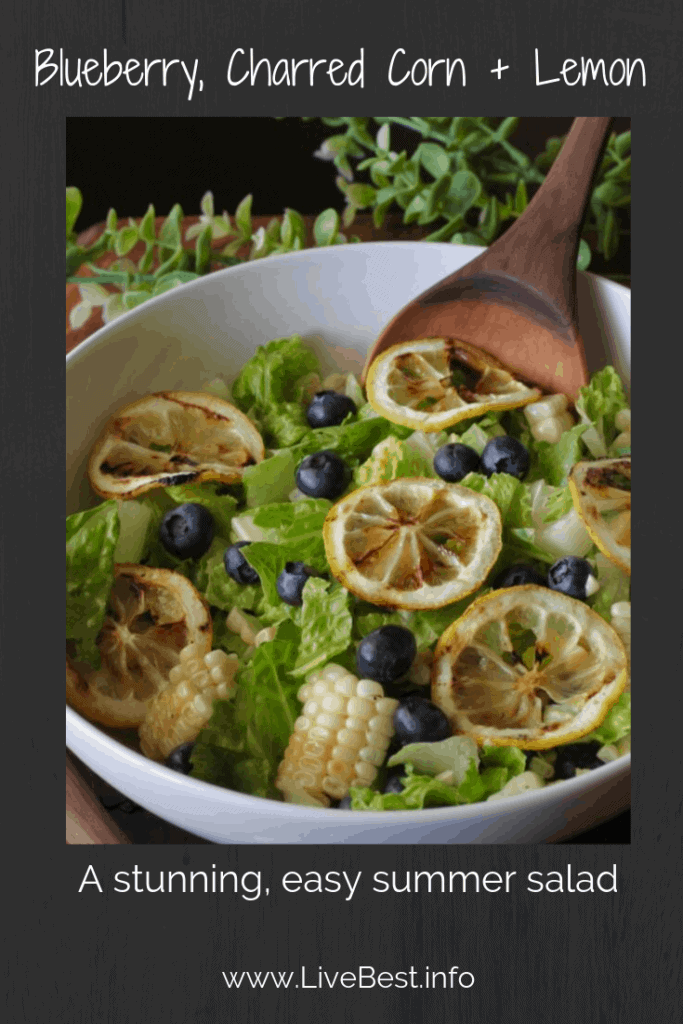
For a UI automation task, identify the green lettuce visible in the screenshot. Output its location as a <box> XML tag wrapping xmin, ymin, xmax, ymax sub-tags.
<box><xmin>387</xmin><ymin>735</ymin><xmax>479</xmax><ymax>781</ymax></box>
<box><xmin>202</xmin><ymin>546</ymin><xmax>262</xmax><ymax>613</ymax></box>
<box><xmin>575</xmin><ymin>367</ymin><xmax>629</xmax><ymax>458</ymax></box>
<box><xmin>191</xmin><ymin>619</ymin><xmax>301</xmax><ymax>798</ymax></box>
<box><xmin>290</xmin><ymin>578</ymin><xmax>354</xmax><ymax>676</ymax></box>
<box><xmin>164</xmin><ymin>481</ymin><xmax>238</xmax><ymax>538</ymax></box>
<box><xmin>230</xmin><ymin>334</ymin><xmax>319</xmax><ymax>447</ymax></box>
<box><xmin>578</xmin><ymin>692</ymin><xmax>631</xmax><ymax>745</ymax></box>
<box><xmin>588</xmin><ymin>554</ymin><xmax>631</xmax><ymax>622</ymax></box>
<box><xmin>350</xmin><ymin>741</ymin><xmax>527</xmax><ymax>810</ymax></box>
<box><xmin>535</xmin><ymin>424</ymin><xmax>589</xmax><ymax>486</ymax></box>
<box><xmin>243</xmin><ymin>450</ymin><xmax>298</xmax><ymax>508</ymax></box>
<box><xmin>66</xmin><ymin>502</ymin><xmax>120</xmax><ymax>667</ymax></box>
<box><xmin>460</xmin><ymin>471</ymin><xmax>531</xmax><ymax>528</ymax></box>
<box><xmin>355</xmin><ymin>435</ymin><xmax>436</xmax><ymax>486</ymax></box>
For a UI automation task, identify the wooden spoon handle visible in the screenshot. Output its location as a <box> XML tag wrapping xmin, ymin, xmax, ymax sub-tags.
<box><xmin>453</xmin><ymin>116</ymin><xmax>614</xmax><ymax>319</ymax></box>
<box><xmin>66</xmin><ymin>753</ymin><xmax>130</xmax><ymax>844</ymax></box>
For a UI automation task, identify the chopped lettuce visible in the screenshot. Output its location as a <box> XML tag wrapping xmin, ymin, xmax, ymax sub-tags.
<box><xmin>230</xmin><ymin>334</ymin><xmax>319</xmax><ymax>447</ymax></box>
<box><xmin>250</xmin><ymin>499</ymin><xmax>331</xmax><ymax>545</ymax></box>
<box><xmin>588</xmin><ymin>553</ymin><xmax>631</xmax><ymax>621</ymax></box>
<box><xmin>355</xmin><ymin>435</ymin><xmax>436</xmax><ymax>486</ymax></box>
<box><xmin>460</xmin><ymin>471</ymin><xmax>531</xmax><ymax>528</ymax></box>
<box><xmin>243</xmin><ymin>450</ymin><xmax>298</xmax><ymax>508</ymax></box>
<box><xmin>350</xmin><ymin>747</ymin><xmax>526</xmax><ymax>810</ymax></box>
<box><xmin>387</xmin><ymin>735</ymin><xmax>479</xmax><ymax>782</ymax></box>
<box><xmin>577</xmin><ymin>692</ymin><xmax>631</xmax><ymax>745</ymax></box>
<box><xmin>290</xmin><ymin>578</ymin><xmax>354</xmax><ymax>676</ymax></box>
<box><xmin>164</xmin><ymin>481</ymin><xmax>238</xmax><ymax>538</ymax></box>
<box><xmin>191</xmin><ymin>619</ymin><xmax>301</xmax><ymax>798</ymax></box>
<box><xmin>66</xmin><ymin>501</ymin><xmax>120</xmax><ymax>667</ymax></box>
<box><xmin>202</xmin><ymin>545</ymin><xmax>262</xmax><ymax>612</ymax></box>
<box><xmin>575</xmin><ymin>367</ymin><xmax>629</xmax><ymax>458</ymax></box>
<box><xmin>535</xmin><ymin>424</ymin><xmax>588</xmax><ymax>486</ymax></box>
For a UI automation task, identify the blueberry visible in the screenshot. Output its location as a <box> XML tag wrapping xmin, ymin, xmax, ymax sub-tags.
<box><xmin>493</xmin><ymin>564</ymin><xmax>547</xmax><ymax>589</ymax></box>
<box><xmin>306</xmin><ymin>390</ymin><xmax>357</xmax><ymax>428</ymax></box>
<box><xmin>159</xmin><ymin>503</ymin><xmax>214</xmax><ymax>559</ymax></box>
<box><xmin>276</xmin><ymin>561</ymin><xmax>321</xmax><ymax>606</ymax></box>
<box><xmin>296</xmin><ymin>450</ymin><xmax>349</xmax><ymax>500</ymax></box>
<box><xmin>393</xmin><ymin>694</ymin><xmax>452</xmax><ymax>746</ymax></box>
<box><xmin>383</xmin><ymin>771</ymin><xmax>407</xmax><ymax>795</ymax></box>
<box><xmin>547</xmin><ymin>556</ymin><xmax>596</xmax><ymax>601</ymax></box>
<box><xmin>433</xmin><ymin>442</ymin><xmax>481</xmax><ymax>483</ymax></box>
<box><xmin>223</xmin><ymin>541</ymin><xmax>260</xmax><ymax>586</ymax></box>
<box><xmin>164</xmin><ymin>741</ymin><xmax>195</xmax><ymax>775</ymax></box>
<box><xmin>553</xmin><ymin>742</ymin><xmax>603</xmax><ymax>779</ymax></box>
<box><xmin>480</xmin><ymin>436</ymin><xmax>530</xmax><ymax>480</ymax></box>
<box><xmin>356</xmin><ymin>625</ymin><xmax>417</xmax><ymax>684</ymax></box>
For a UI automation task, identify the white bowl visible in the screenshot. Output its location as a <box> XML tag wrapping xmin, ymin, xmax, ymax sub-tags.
<box><xmin>66</xmin><ymin>241</ymin><xmax>631</xmax><ymax>843</ymax></box>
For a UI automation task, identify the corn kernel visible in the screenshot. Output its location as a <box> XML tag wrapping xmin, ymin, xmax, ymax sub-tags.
<box><xmin>356</xmin><ymin>679</ymin><xmax>384</xmax><ymax>698</ymax></box>
<box><xmin>353</xmin><ymin>762</ymin><xmax>378</xmax><ymax>783</ymax></box>
<box><xmin>347</xmin><ymin>695</ymin><xmax>374</xmax><ymax>719</ymax></box>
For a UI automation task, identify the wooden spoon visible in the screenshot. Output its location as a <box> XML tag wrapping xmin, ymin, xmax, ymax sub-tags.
<box><xmin>362</xmin><ymin>116</ymin><xmax>614</xmax><ymax>398</ymax></box>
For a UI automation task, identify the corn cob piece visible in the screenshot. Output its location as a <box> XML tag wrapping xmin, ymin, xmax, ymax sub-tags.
<box><xmin>139</xmin><ymin>644</ymin><xmax>239</xmax><ymax>761</ymax></box>
<box><xmin>523</xmin><ymin>394</ymin><xmax>575</xmax><ymax>443</ymax></box>
<box><xmin>276</xmin><ymin>662</ymin><xmax>399</xmax><ymax>807</ymax></box>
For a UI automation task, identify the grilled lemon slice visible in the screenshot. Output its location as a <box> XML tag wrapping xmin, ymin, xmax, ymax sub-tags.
<box><xmin>66</xmin><ymin>564</ymin><xmax>212</xmax><ymax>729</ymax></box>
<box><xmin>88</xmin><ymin>391</ymin><xmax>264</xmax><ymax>499</ymax></box>
<box><xmin>431</xmin><ymin>586</ymin><xmax>628</xmax><ymax>749</ymax></box>
<box><xmin>323</xmin><ymin>478</ymin><xmax>502</xmax><ymax>610</ymax></box>
<box><xmin>366</xmin><ymin>338</ymin><xmax>542</xmax><ymax>432</ymax></box>
<box><xmin>568</xmin><ymin>458</ymin><xmax>631</xmax><ymax>574</ymax></box>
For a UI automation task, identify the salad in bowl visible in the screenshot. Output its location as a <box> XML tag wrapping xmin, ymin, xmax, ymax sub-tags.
<box><xmin>66</xmin><ymin>327</ymin><xmax>631</xmax><ymax>815</ymax></box>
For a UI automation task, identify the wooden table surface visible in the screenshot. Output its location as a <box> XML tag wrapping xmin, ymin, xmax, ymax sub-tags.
<box><xmin>66</xmin><ymin>214</ymin><xmax>630</xmax><ymax>844</ymax></box>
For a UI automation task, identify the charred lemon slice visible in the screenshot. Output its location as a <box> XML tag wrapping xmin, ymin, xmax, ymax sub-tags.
<box><xmin>323</xmin><ymin>478</ymin><xmax>502</xmax><ymax>610</ymax></box>
<box><xmin>366</xmin><ymin>338</ymin><xmax>542</xmax><ymax>432</ymax></box>
<box><xmin>569</xmin><ymin>458</ymin><xmax>631</xmax><ymax>574</ymax></box>
<box><xmin>431</xmin><ymin>586</ymin><xmax>628</xmax><ymax>749</ymax></box>
<box><xmin>66</xmin><ymin>564</ymin><xmax>212</xmax><ymax>729</ymax></box>
<box><xmin>88</xmin><ymin>391</ymin><xmax>264</xmax><ymax>499</ymax></box>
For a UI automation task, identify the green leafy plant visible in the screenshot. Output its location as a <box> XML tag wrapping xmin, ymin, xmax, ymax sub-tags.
<box><xmin>66</xmin><ymin>189</ymin><xmax>355</xmax><ymax>327</ymax></box>
<box><xmin>66</xmin><ymin>117</ymin><xmax>630</xmax><ymax>327</ymax></box>
<box><xmin>307</xmin><ymin>117</ymin><xmax>630</xmax><ymax>271</ymax></box>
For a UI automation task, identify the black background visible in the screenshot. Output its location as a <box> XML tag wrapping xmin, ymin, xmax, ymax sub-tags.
<box><xmin>6</xmin><ymin>1</ymin><xmax>683</xmax><ymax>1021</ymax></box>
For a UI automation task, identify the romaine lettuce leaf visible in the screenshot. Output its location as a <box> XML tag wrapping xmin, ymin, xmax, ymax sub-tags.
<box><xmin>387</xmin><ymin>735</ymin><xmax>479</xmax><ymax>781</ymax></box>
<box><xmin>202</xmin><ymin>545</ymin><xmax>262</xmax><ymax>612</ymax></box>
<box><xmin>575</xmin><ymin>367</ymin><xmax>629</xmax><ymax>458</ymax></box>
<box><xmin>231</xmin><ymin>333</ymin><xmax>319</xmax><ymax>413</ymax></box>
<box><xmin>460</xmin><ymin>471</ymin><xmax>531</xmax><ymax>528</ymax></box>
<box><xmin>535</xmin><ymin>424</ymin><xmax>589</xmax><ymax>486</ymax></box>
<box><xmin>355</xmin><ymin>435</ymin><xmax>436</xmax><ymax>486</ymax></box>
<box><xmin>66</xmin><ymin>501</ymin><xmax>120</xmax><ymax>667</ymax></box>
<box><xmin>349</xmin><ymin>744</ymin><xmax>526</xmax><ymax>810</ymax></box>
<box><xmin>243</xmin><ymin>450</ymin><xmax>298</xmax><ymax>508</ymax></box>
<box><xmin>191</xmin><ymin>619</ymin><xmax>302</xmax><ymax>798</ymax></box>
<box><xmin>164</xmin><ymin>481</ymin><xmax>238</xmax><ymax>538</ymax></box>
<box><xmin>576</xmin><ymin>692</ymin><xmax>631</xmax><ymax>745</ymax></box>
<box><xmin>588</xmin><ymin>554</ymin><xmax>631</xmax><ymax>621</ymax></box>
<box><xmin>290</xmin><ymin>578</ymin><xmax>354</xmax><ymax>676</ymax></box>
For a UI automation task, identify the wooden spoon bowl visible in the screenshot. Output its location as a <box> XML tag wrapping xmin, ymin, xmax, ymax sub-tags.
<box><xmin>362</xmin><ymin>117</ymin><xmax>614</xmax><ymax>399</ymax></box>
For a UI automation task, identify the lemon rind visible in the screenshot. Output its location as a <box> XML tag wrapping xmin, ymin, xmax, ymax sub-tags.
<box><xmin>366</xmin><ymin>338</ymin><xmax>542</xmax><ymax>432</ymax></box>
<box><xmin>431</xmin><ymin>585</ymin><xmax>628</xmax><ymax>750</ymax></box>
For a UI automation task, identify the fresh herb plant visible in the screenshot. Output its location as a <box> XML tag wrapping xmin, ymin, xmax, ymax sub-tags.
<box><xmin>66</xmin><ymin>117</ymin><xmax>630</xmax><ymax>328</ymax></box>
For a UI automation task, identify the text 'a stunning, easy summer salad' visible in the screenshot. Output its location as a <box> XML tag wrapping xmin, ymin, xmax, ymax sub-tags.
<box><xmin>66</xmin><ymin>333</ymin><xmax>631</xmax><ymax>810</ymax></box>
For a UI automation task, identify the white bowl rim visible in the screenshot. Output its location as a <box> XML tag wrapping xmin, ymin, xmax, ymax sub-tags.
<box><xmin>66</xmin><ymin>240</ymin><xmax>631</xmax><ymax>828</ymax></box>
